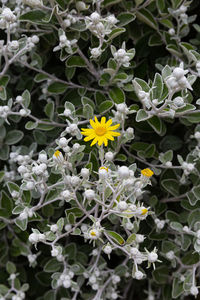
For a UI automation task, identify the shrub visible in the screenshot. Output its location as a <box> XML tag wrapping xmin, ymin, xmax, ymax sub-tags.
<box><xmin>0</xmin><ymin>0</ymin><xmax>200</xmax><ymax>299</ymax></box>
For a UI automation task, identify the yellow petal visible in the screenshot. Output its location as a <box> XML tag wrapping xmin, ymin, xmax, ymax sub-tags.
<box><xmin>90</xmin><ymin>137</ymin><xmax>98</xmax><ymax>146</ymax></box>
<box><xmin>105</xmin><ymin>134</ymin><xmax>114</xmax><ymax>141</ymax></box>
<box><xmin>108</xmin><ymin>124</ymin><xmax>120</xmax><ymax>131</ymax></box>
<box><xmin>90</xmin><ymin>119</ymin><xmax>97</xmax><ymax>129</ymax></box>
<box><xmin>84</xmin><ymin>134</ymin><xmax>96</xmax><ymax>141</ymax></box>
<box><xmin>81</xmin><ymin>129</ymin><xmax>95</xmax><ymax>135</ymax></box>
<box><xmin>105</xmin><ymin>119</ymin><xmax>112</xmax><ymax>128</ymax></box>
<box><xmin>103</xmin><ymin>138</ymin><xmax>108</xmax><ymax>146</ymax></box>
<box><xmin>94</xmin><ymin>116</ymin><xmax>100</xmax><ymax>125</ymax></box>
<box><xmin>108</xmin><ymin>131</ymin><xmax>120</xmax><ymax>137</ymax></box>
<box><xmin>98</xmin><ymin>137</ymin><xmax>104</xmax><ymax>146</ymax></box>
<box><xmin>101</xmin><ymin>117</ymin><xmax>106</xmax><ymax>125</ymax></box>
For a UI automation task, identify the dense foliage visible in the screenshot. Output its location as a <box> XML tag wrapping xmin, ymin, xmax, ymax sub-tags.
<box><xmin>1</xmin><ymin>0</ymin><xmax>200</xmax><ymax>299</ymax></box>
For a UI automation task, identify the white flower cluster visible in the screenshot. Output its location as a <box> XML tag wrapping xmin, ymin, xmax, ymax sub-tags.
<box><xmin>110</xmin><ymin>43</ymin><xmax>135</xmax><ymax>68</ymax></box>
<box><xmin>155</xmin><ymin>218</ymin><xmax>166</xmax><ymax>230</ymax></box>
<box><xmin>86</xmin><ymin>12</ymin><xmax>118</xmax><ymax>40</ymax></box>
<box><xmin>181</xmin><ymin>161</ymin><xmax>195</xmax><ymax>175</ymax></box>
<box><xmin>174</xmin><ymin>5</ymin><xmax>188</xmax><ymax>24</ymax></box>
<box><xmin>53</xmin><ymin>31</ymin><xmax>77</xmax><ymax>54</ymax></box>
<box><xmin>165</xmin><ymin>66</ymin><xmax>192</xmax><ymax>92</ymax></box>
<box><xmin>0</xmin><ymin>7</ymin><xmax>16</xmax><ymax>29</ymax></box>
<box><xmin>29</xmin><ymin>230</ymin><xmax>46</xmax><ymax>244</ymax></box>
<box><xmin>11</xmin><ymin>291</ymin><xmax>25</xmax><ymax>300</ymax></box>
<box><xmin>0</xmin><ymin>105</ymin><xmax>11</xmax><ymax>119</ymax></box>
<box><xmin>23</xmin><ymin>0</ymin><xmax>43</xmax><ymax>8</ymax></box>
<box><xmin>57</xmin><ymin>270</ymin><xmax>75</xmax><ymax>289</ymax></box>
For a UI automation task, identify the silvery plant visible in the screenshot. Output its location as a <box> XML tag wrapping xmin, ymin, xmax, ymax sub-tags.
<box><xmin>0</xmin><ymin>0</ymin><xmax>200</xmax><ymax>299</ymax></box>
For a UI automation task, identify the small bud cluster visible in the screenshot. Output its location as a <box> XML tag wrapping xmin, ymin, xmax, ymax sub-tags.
<box><xmin>165</xmin><ymin>66</ymin><xmax>192</xmax><ymax>92</ymax></box>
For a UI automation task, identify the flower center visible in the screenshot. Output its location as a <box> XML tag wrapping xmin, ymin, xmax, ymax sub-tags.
<box><xmin>54</xmin><ymin>150</ymin><xmax>61</xmax><ymax>158</ymax></box>
<box><xmin>90</xmin><ymin>231</ymin><xmax>96</xmax><ymax>236</ymax></box>
<box><xmin>141</xmin><ymin>208</ymin><xmax>148</xmax><ymax>215</ymax></box>
<box><xmin>100</xmin><ymin>166</ymin><xmax>108</xmax><ymax>172</ymax></box>
<box><xmin>95</xmin><ymin>126</ymin><xmax>106</xmax><ymax>136</ymax></box>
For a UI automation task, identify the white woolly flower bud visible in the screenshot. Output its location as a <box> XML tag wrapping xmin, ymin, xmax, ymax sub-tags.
<box><xmin>173</xmin><ymin>96</ymin><xmax>184</xmax><ymax>107</ymax></box>
<box><xmin>10</xmin><ymin>40</ymin><xmax>19</xmax><ymax>50</ymax></box>
<box><xmin>76</xmin><ymin>1</ymin><xmax>86</xmax><ymax>11</ymax></box>
<box><xmin>31</xmin><ymin>35</ymin><xmax>39</xmax><ymax>44</ymax></box>
<box><xmin>19</xmin><ymin>109</ymin><xmax>29</xmax><ymax>116</ymax></box>
<box><xmin>63</xmin><ymin>108</ymin><xmax>71</xmax><ymax>117</ymax></box>
<box><xmin>183</xmin><ymin>226</ymin><xmax>190</xmax><ymax>233</ymax></box>
<box><xmin>61</xmin><ymin>190</ymin><xmax>71</xmax><ymax>200</ymax></box>
<box><xmin>63</xmin><ymin>19</ymin><xmax>71</xmax><ymax>28</ymax></box>
<box><xmin>111</xmin><ymin>292</ymin><xmax>118</xmax><ymax>300</ymax></box>
<box><xmin>18</xmin><ymin>165</ymin><xmax>27</xmax><ymax>174</ymax></box>
<box><xmin>136</xmin><ymin>234</ymin><xmax>145</xmax><ymax>243</ymax></box>
<box><xmin>190</xmin><ymin>286</ymin><xmax>198</xmax><ymax>296</ymax></box>
<box><xmin>29</xmin><ymin>233</ymin><xmax>39</xmax><ymax>243</ymax></box>
<box><xmin>92</xmin><ymin>284</ymin><xmax>99</xmax><ymax>290</ymax></box>
<box><xmin>116</xmin><ymin>49</ymin><xmax>126</xmax><ymax>58</ymax></box>
<box><xmin>194</xmin><ymin>131</ymin><xmax>200</xmax><ymax>139</ymax></box>
<box><xmin>166</xmin><ymin>251</ymin><xmax>175</xmax><ymax>260</ymax></box>
<box><xmin>112</xmin><ymin>275</ymin><xmax>120</xmax><ymax>284</ymax></box>
<box><xmin>60</xmin><ymin>35</ymin><xmax>67</xmax><ymax>43</ymax></box>
<box><xmin>38</xmin><ymin>153</ymin><xmax>47</xmax><ymax>163</ymax></box>
<box><xmin>73</xmin><ymin>143</ymin><xmax>80</xmax><ymax>151</ymax></box>
<box><xmin>168</xmin><ymin>28</ymin><xmax>175</xmax><ymax>35</ymax></box>
<box><xmin>51</xmin><ymin>247</ymin><xmax>59</xmax><ymax>257</ymax></box>
<box><xmin>147</xmin><ymin>252</ymin><xmax>158</xmax><ymax>263</ymax></box>
<box><xmin>138</xmin><ymin>91</ymin><xmax>147</xmax><ymax>99</ymax></box>
<box><xmin>91</xmin><ymin>249</ymin><xmax>98</xmax><ymax>256</ymax></box>
<box><xmin>130</xmin><ymin>247</ymin><xmax>139</xmax><ymax>256</ymax></box>
<box><xmin>65</xmin><ymin>224</ymin><xmax>72</xmax><ymax>231</ymax></box>
<box><xmin>89</xmin><ymin>275</ymin><xmax>96</xmax><ymax>284</ymax></box>
<box><xmin>81</xmin><ymin>168</ymin><xmax>89</xmax><ymax>178</ymax></box>
<box><xmin>125</xmin><ymin>221</ymin><xmax>133</xmax><ymax>230</ymax></box>
<box><xmin>63</xmin><ymin>279</ymin><xmax>71</xmax><ymax>288</ymax></box>
<box><xmin>103</xmin><ymin>245</ymin><xmax>112</xmax><ymax>254</ymax></box>
<box><xmin>179</xmin><ymin>5</ymin><xmax>187</xmax><ymax>13</ymax></box>
<box><xmin>173</xmin><ymin>67</ymin><xmax>185</xmax><ymax>79</ymax></box>
<box><xmin>84</xmin><ymin>189</ymin><xmax>95</xmax><ymax>200</ymax></box>
<box><xmin>126</xmin><ymin>127</ymin><xmax>134</xmax><ymax>137</ymax></box>
<box><xmin>156</xmin><ymin>220</ymin><xmax>165</xmax><ymax>229</ymax></box>
<box><xmin>90</xmin><ymin>12</ymin><xmax>101</xmax><ymax>23</ymax></box>
<box><xmin>50</xmin><ymin>224</ymin><xmax>58</xmax><ymax>232</ymax></box>
<box><xmin>2</xmin><ymin>8</ymin><xmax>16</xmax><ymax>22</ymax></box>
<box><xmin>118</xmin><ymin>166</ymin><xmax>130</xmax><ymax>179</ymax></box>
<box><xmin>105</xmin><ymin>151</ymin><xmax>114</xmax><ymax>161</ymax></box>
<box><xmin>28</xmin><ymin>254</ymin><xmax>37</xmax><ymax>263</ymax></box>
<box><xmin>11</xmin><ymin>191</ymin><xmax>19</xmax><ymax>198</ymax></box>
<box><xmin>117</xmin><ymin>201</ymin><xmax>128</xmax><ymax>211</ymax></box>
<box><xmin>116</xmin><ymin>103</ymin><xmax>128</xmax><ymax>114</ymax></box>
<box><xmin>15</xmin><ymin>95</ymin><xmax>23</xmax><ymax>103</ymax></box>
<box><xmin>59</xmin><ymin>137</ymin><xmax>68</xmax><ymax>147</ymax></box>
<box><xmin>26</xmin><ymin>181</ymin><xmax>35</xmax><ymax>190</ymax></box>
<box><xmin>71</xmin><ymin>176</ymin><xmax>80</xmax><ymax>186</ymax></box>
<box><xmin>165</xmin><ymin>161</ymin><xmax>172</xmax><ymax>167</ymax></box>
<box><xmin>19</xmin><ymin>211</ymin><xmax>28</xmax><ymax>220</ymax></box>
<box><xmin>38</xmin><ymin>233</ymin><xmax>45</xmax><ymax>241</ymax></box>
<box><xmin>91</xmin><ymin>47</ymin><xmax>102</xmax><ymax>58</ymax></box>
<box><xmin>135</xmin><ymin>271</ymin><xmax>144</xmax><ymax>280</ymax></box>
<box><xmin>107</xmin><ymin>15</ymin><xmax>118</xmax><ymax>25</ymax></box>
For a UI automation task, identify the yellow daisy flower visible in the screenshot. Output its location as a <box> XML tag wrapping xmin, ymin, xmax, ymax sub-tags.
<box><xmin>81</xmin><ymin>116</ymin><xmax>120</xmax><ymax>147</ymax></box>
<box><xmin>141</xmin><ymin>168</ymin><xmax>154</xmax><ymax>177</ymax></box>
